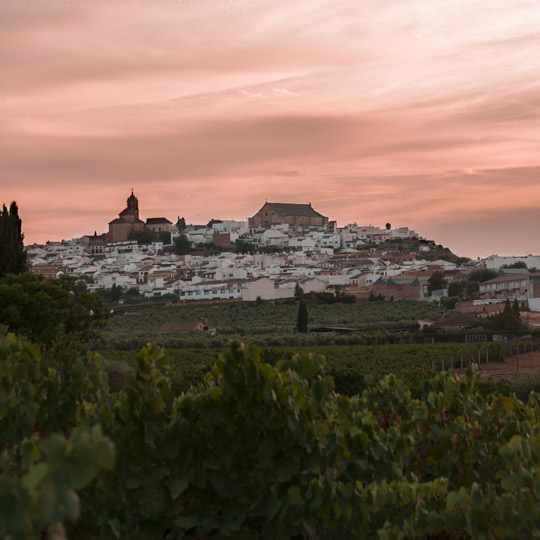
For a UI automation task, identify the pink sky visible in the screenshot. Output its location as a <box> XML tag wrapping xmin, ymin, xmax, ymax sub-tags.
<box><xmin>2</xmin><ymin>0</ymin><xmax>540</xmax><ymax>258</ymax></box>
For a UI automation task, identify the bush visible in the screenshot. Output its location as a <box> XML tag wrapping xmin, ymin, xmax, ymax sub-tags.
<box><xmin>5</xmin><ymin>336</ymin><xmax>540</xmax><ymax>537</ymax></box>
<box><xmin>514</xmin><ymin>370</ymin><xmax>540</xmax><ymax>402</ymax></box>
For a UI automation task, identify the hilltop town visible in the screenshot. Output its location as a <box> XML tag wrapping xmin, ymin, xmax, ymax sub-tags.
<box><xmin>26</xmin><ymin>191</ymin><xmax>540</xmax><ymax>315</ymax></box>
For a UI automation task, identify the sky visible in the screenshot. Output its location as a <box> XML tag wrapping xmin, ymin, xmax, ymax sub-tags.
<box><xmin>2</xmin><ymin>0</ymin><xmax>540</xmax><ymax>258</ymax></box>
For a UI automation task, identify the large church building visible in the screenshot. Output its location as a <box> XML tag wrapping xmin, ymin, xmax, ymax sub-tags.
<box><xmin>108</xmin><ymin>191</ymin><xmax>172</xmax><ymax>243</ymax></box>
<box><xmin>248</xmin><ymin>202</ymin><xmax>329</xmax><ymax>229</ymax></box>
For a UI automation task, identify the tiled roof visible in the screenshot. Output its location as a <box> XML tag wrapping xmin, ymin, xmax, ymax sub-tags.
<box><xmin>264</xmin><ymin>203</ymin><xmax>326</xmax><ymax>218</ymax></box>
<box><xmin>146</xmin><ymin>217</ymin><xmax>172</xmax><ymax>224</ymax></box>
<box><xmin>108</xmin><ymin>217</ymin><xmax>144</xmax><ymax>225</ymax></box>
<box><xmin>119</xmin><ymin>208</ymin><xmax>138</xmax><ymax>217</ymax></box>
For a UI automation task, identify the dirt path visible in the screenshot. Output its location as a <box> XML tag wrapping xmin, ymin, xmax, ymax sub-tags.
<box><xmin>455</xmin><ymin>350</ymin><xmax>540</xmax><ymax>382</ymax></box>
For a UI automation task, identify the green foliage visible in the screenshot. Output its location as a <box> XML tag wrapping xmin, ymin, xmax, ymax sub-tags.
<box><xmin>111</xmin><ymin>283</ymin><xmax>122</xmax><ymax>303</ymax></box>
<box><xmin>448</xmin><ymin>280</ymin><xmax>465</xmax><ymax>297</ymax></box>
<box><xmin>489</xmin><ymin>299</ymin><xmax>523</xmax><ymax>332</ymax></box>
<box><xmin>427</xmin><ymin>271</ymin><xmax>448</xmax><ymax>293</ymax></box>
<box><xmin>513</xmin><ymin>370</ymin><xmax>540</xmax><ymax>402</ymax></box>
<box><xmin>440</xmin><ymin>295</ymin><xmax>459</xmax><ymax>310</ymax></box>
<box><xmin>4</xmin><ymin>335</ymin><xmax>540</xmax><ymax>538</ymax></box>
<box><xmin>158</xmin><ymin>230</ymin><xmax>171</xmax><ymax>244</ymax></box>
<box><xmin>234</xmin><ymin>239</ymin><xmax>256</xmax><ymax>254</ymax></box>
<box><xmin>0</xmin><ymin>272</ymin><xmax>109</xmax><ymax>345</ymax></box>
<box><xmin>103</xmin><ymin>341</ymin><xmax>506</xmax><ymax>398</ymax></box>
<box><xmin>465</xmin><ymin>269</ymin><xmax>499</xmax><ymax>299</ymax></box>
<box><xmin>127</xmin><ymin>228</ymin><xmax>154</xmax><ymax>245</ymax></box>
<box><xmin>0</xmin><ymin>201</ymin><xmax>27</xmax><ymax>278</ymax></box>
<box><xmin>502</xmin><ymin>261</ymin><xmax>528</xmax><ymax>269</ymax></box>
<box><xmin>294</xmin><ymin>283</ymin><xmax>304</xmax><ymax>300</ymax></box>
<box><xmin>477</xmin><ymin>378</ymin><xmax>514</xmax><ymax>399</ymax></box>
<box><xmin>296</xmin><ymin>299</ymin><xmax>308</xmax><ymax>333</ymax></box>
<box><xmin>173</xmin><ymin>233</ymin><xmax>192</xmax><ymax>255</ymax></box>
<box><xmin>98</xmin><ymin>300</ymin><xmax>449</xmax><ymax>348</ymax></box>
<box><xmin>307</xmin><ymin>291</ymin><xmax>356</xmax><ymax>304</ymax></box>
<box><xmin>0</xmin><ymin>334</ymin><xmax>115</xmax><ymax>538</ymax></box>
<box><xmin>468</xmin><ymin>269</ymin><xmax>498</xmax><ymax>283</ymax></box>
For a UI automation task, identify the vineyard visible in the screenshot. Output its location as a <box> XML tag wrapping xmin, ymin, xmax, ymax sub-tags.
<box><xmin>3</xmin><ymin>334</ymin><xmax>540</xmax><ymax>539</ymax></box>
<box><xmin>101</xmin><ymin>341</ymin><xmax>506</xmax><ymax>395</ymax></box>
<box><xmin>97</xmin><ymin>300</ymin><xmax>442</xmax><ymax>349</ymax></box>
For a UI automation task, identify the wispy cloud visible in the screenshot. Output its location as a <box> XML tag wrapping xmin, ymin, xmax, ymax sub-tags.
<box><xmin>2</xmin><ymin>0</ymin><xmax>540</xmax><ymax>257</ymax></box>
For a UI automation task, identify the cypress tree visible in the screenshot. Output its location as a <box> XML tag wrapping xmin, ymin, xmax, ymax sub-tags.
<box><xmin>296</xmin><ymin>299</ymin><xmax>308</xmax><ymax>333</ymax></box>
<box><xmin>0</xmin><ymin>201</ymin><xmax>27</xmax><ymax>278</ymax></box>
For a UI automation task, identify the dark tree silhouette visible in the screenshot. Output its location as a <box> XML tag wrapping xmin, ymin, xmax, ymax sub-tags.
<box><xmin>0</xmin><ymin>201</ymin><xmax>27</xmax><ymax>278</ymax></box>
<box><xmin>296</xmin><ymin>299</ymin><xmax>308</xmax><ymax>333</ymax></box>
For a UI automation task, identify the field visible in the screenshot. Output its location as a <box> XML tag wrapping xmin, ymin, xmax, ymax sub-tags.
<box><xmin>96</xmin><ymin>300</ymin><xmax>508</xmax><ymax>396</ymax></box>
<box><xmin>100</xmin><ymin>341</ymin><xmax>506</xmax><ymax>395</ymax></box>
<box><xmin>97</xmin><ymin>299</ymin><xmax>442</xmax><ymax>349</ymax></box>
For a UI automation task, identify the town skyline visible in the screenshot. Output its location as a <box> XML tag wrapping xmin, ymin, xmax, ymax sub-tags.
<box><xmin>12</xmin><ymin>190</ymin><xmax>540</xmax><ymax>260</ymax></box>
<box><xmin>3</xmin><ymin>0</ymin><xmax>540</xmax><ymax>258</ymax></box>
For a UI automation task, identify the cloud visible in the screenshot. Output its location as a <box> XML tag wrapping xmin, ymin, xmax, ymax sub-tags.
<box><xmin>3</xmin><ymin>0</ymin><xmax>540</xmax><ymax>257</ymax></box>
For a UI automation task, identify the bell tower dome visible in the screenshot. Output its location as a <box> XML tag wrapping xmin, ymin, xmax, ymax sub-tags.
<box><xmin>126</xmin><ymin>189</ymin><xmax>139</xmax><ymax>219</ymax></box>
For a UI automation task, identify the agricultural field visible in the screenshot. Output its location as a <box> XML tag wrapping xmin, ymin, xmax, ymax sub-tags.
<box><xmin>100</xmin><ymin>341</ymin><xmax>506</xmax><ymax>396</ymax></box>
<box><xmin>97</xmin><ymin>299</ymin><xmax>442</xmax><ymax>349</ymax></box>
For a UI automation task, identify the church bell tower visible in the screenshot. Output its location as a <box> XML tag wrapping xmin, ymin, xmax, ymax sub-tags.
<box><xmin>127</xmin><ymin>189</ymin><xmax>139</xmax><ymax>219</ymax></box>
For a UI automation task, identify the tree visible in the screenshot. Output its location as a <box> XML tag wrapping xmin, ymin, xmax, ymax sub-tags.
<box><xmin>294</xmin><ymin>283</ymin><xmax>304</xmax><ymax>301</ymax></box>
<box><xmin>385</xmin><ymin>222</ymin><xmax>391</xmax><ymax>230</ymax></box>
<box><xmin>296</xmin><ymin>299</ymin><xmax>308</xmax><ymax>333</ymax></box>
<box><xmin>513</xmin><ymin>298</ymin><xmax>521</xmax><ymax>319</ymax></box>
<box><xmin>468</xmin><ymin>269</ymin><xmax>498</xmax><ymax>283</ymax></box>
<box><xmin>427</xmin><ymin>271</ymin><xmax>448</xmax><ymax>293</ymax></box>
<box><xmin>448</xmin><ymin>280</ymin><xmax>465</xmax><ymax>297</ymax></box>
<box><xmin>489</xmin><ymin>299</ymin><xmax>522</xmax><ymax>332</ymax></box>
<box><xmin>111</xmin><ymin>283</ymin><xmax>122</xmax><ymax>303</ymax></box>
<box><xmin>174</xmin><ymin>234</ymin><xmax>192</xmax><ymax>255</ymax></box>
<box><xmin>0</xmin><ymin>273</ymin><xmax>108</xmax><ymax>345</ymax></box>
<box><xmin>0</xmin><ymin>201</ymin><xmax>27</xmax><ymax>278</ymax></box>
<box><xmin>128</xmin><ymin>228</ymin><xmax>154</xmax><ymax>245</ymax></box>
<box><xmin>158</xmin><ymin>231</ymin><xmax>171</xmax><ymax>245</ymax></box>
<box><xmin>501</xmin><ymin>261</ymin><xmax>528</xmax><ymax>269</ymax></box>
<box><xmin>234</xmin><ymin>239</ymin><xmax>256</xmax><ymax>254</ymax></box>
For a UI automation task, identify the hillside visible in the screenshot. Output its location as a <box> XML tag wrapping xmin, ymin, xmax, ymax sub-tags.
<box><xmin>382</xmin><ymin>237</ymin><xmax>470</xmax><ymax>264</ymax></box>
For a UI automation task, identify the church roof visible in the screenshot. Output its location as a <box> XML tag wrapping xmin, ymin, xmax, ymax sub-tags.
<box><xmin>128</xmin><ymin>190</ymin><xmax>138</xmax><ymax>201</ymax></box>
<box><xmin>109</xmin><ymin>217</ymin><xmax>144</xmax><ymax>225</ymax></box>
<box><xmin>146</xmin><ymin>217</ymin><xmax>172</xmax><ymax>224</ymax></box>
<box><xmin>263</xmin><ymin>202</ymin><xmax>326</xmax><ymax>218</ymax></box>
<box><xmin>119</xmin><ymin>207</ymin><xmax>138</xmax><ymax>217</ymax></box>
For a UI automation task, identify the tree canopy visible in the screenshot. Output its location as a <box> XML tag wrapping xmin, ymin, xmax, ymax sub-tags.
<box><xmin>127</xmin><ymin>228</ymin><xmax>154</xmax><ymax>245</ymax></box>
<box><xmin>173</xmin><ymin>234</ymin><xmax>192</xmax><ymax>255</ymax></box>
<box><xmin>0</xmin><ymin>273</ymin><xmax>109</xmax><ymax>345</ymax></box>
<box><xmin>468</xmin><ymin>269</ymin><xmax>498</xmax><ymax>283</ymax></box>
<box><xmin>0</xmin><ymin>201</ymin><xmax>27</xmax><ymax>278</ymax></box>
<box><xmin>501</xmin><ymin>261</ymin><xmax>528</xmax><ymax>269</ymax></box>
<box><xmin>427</xmin><ymin>271</ymin><xmax>448</xmax><ymax>293</ymax></box>
<box><xmin>489</xmin><ymin>299</ymin><xmax>523</xmax><ymax>332</ymax></box>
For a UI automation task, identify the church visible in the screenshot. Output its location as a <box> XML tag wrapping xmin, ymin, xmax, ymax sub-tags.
<box><xmin>248</xmin><ymin>202</ymin><xmax>329</xmax><ymax>229</ymax></box>
<box><xmin>108</xmin><ymin>191</ymin><xmax>172</xmax><ymax>243</ymax></box>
